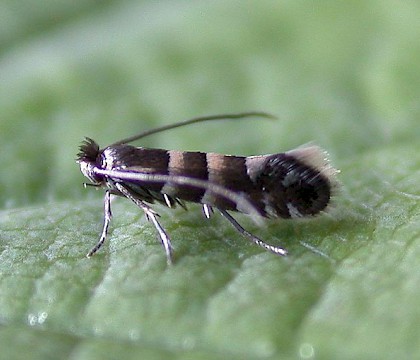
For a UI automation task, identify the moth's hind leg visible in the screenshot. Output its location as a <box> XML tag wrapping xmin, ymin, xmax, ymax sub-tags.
<box><xmin>115</xmin><ymin>183</ymin><xmax>174</xmax><ymax>265</ymax></box>
<box><xmin>218</xmin><ymin>209</ymin><xmax>288</xmax><ymax>256</ymax></box>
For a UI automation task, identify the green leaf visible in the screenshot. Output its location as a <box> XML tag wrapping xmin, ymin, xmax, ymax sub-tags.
<box><xmin>1</xmin><ymin>1</ymin><xmax>419</xmax><ymax>359</ymax></box>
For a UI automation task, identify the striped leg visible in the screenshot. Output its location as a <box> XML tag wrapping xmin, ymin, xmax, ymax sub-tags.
<box><xmin>219</xmin><ymin>209</ymin><xmax>287</xmax><ymax>256</ymax></box>
<box><xmin>202</xmin><ymin>204</ymin><xmax>214</xmax><ymax>219</ymax></box>
<box><xmin>87</xmin><ymin>190</ymin><xmax>113</xmax><ymax>257</ymax></box>
<box><xmin>115</xmin><ymin>183</ymin><xmax>173</xmax><ymax>265</ymax></box>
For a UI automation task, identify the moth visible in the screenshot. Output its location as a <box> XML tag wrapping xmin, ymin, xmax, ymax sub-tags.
<box><xmin>77</xmin><ymin>112</ymin><xmax>338</xmax><ymax>264</ymax></box>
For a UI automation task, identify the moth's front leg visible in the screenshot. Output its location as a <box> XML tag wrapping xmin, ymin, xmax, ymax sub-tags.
<box><xmin>114</xmin><ymin>182</ymin><xmax>174</xmax><ymax>265</ymax></box>
<box><xmin>87</xmin><ymin>190</ymin><xmax>112</xmax><ymax>257</ymax></box>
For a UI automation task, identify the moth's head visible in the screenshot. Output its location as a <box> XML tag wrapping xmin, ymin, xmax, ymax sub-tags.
<box><xmin>77</xmin><ymin>138</ymin><xmax>104</xmax><ymax>185</ymax></box>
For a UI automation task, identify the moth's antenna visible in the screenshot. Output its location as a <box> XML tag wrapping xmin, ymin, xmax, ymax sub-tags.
<box><xmin>111</xmin><ymin>111</ymin><xmax>276</xmax><ymax>146</ymax></box>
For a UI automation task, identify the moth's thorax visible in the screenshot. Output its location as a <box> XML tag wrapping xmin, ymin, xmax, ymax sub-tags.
<box><xmin>101</xmin><ymin>146</ymin><xmax>132</xmax><ymax>170</ymax></box>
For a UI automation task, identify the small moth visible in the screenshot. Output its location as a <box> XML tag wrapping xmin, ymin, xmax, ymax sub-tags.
<box><xmin>77</xmin><ymin>112</ymin><xmax>338</xmax><ymax>264</ymax></box>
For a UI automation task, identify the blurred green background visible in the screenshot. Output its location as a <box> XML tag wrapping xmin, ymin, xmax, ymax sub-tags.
<box><xmin>0</xmin><ymin>1</ymin><xmax>419</xmax><ymax>359</ymax></box>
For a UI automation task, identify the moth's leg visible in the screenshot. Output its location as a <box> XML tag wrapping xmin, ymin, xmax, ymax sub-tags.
<box><xmin>115</xmin><ymin>183</ymin><xmax>173</xmax><ymax>265</ymax></box>
<box><xmin>218</xmin><ymin>209</ymin><xmax>287</xmax><ymax>256</ymax></box>
<box><xmin>202</xmin><ymin>204</ymin><xmax>214</xmax><ymax>219</ymax></box>
<box><xmin>87</xmin><ymin>190</ymin><xmax>112</xmax><ymax>258</ymax></box>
